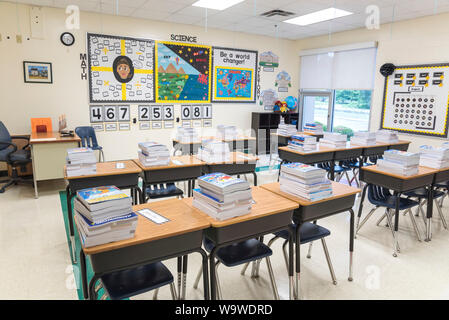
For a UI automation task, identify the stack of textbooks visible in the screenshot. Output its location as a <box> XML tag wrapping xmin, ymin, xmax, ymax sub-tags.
<box><xmin>377</xmin><ymin>150</ymin><xmax>420</xmax><ymax>176</ymax></box>
<box><xmin>138</xmin><ymin>142</ymin><xmax>170</xmax><ymax>167</ymax></box>
<box><xmin>176</xmin><ymin>127</ymin><xmax>199</xmax><ymax>143</ymax></box>
<box><xmin>303</xmin><ymin>123</ymin><xmax>324</xmax><ymax>134</ymax></box>
<box><xmin>376</xmin><ymin>130</ymin><xmax>399</xmax><ymax>143</ymax></box>
<box><xmin>277</xmin><ymin>123</ymin><xmax>297</xmax><ymax>137</ymax></box>
<box><xmin>193</xmin><ymin>173</ymin><xmax>252</xmax><ymax>221</ymax></box>
<box><xmin>288</xmin><ymin>134</ymin><xmax>317</xmax><ymax>152</ymax></box>
<box><xmin>279</xmin><ymin>163</ymin><xmax>332</xmax><ymax>201</ymax></box>
<box><xmin>419</xmin><ymin>145</ymin><xmax>449</xmax><ymax>169</ymax></box>
<box><xmin>197</xmin><ymin>141</ymin><xmax>230</xmax><ymax>163</ymax></box>
<box><xmin>217</xmin><ymin>125</ymin><xmax>238</xmax><ymax>140</ymax></box>
<box><xmin>74</xmin><ymin>186</ymin><xmax>137</xmax><ymax>248</ymax></box>
<box><xmin>350</xmin><ymin>131</ymin><xmax>377</xmax><ymax>146</ymax></box>
<box><xmin>319</xmin><ymin>132</ymin><xmax>347</xmax><ymax>149</ymax></box>
<box><xmin>66</xmin><ymin>148</ymin><xmax>97</xmax><ymax>177</ymax></box>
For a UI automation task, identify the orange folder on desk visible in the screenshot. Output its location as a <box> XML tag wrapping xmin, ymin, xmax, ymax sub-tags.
<box><xmin>31</xmin><ymin>118</ymin><xmax>52</xmax><ymax>133</ymax></box>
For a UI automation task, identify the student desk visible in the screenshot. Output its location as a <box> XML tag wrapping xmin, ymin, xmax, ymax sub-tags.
<box><xmin>261</xmin><ymin>181</ymin><xmax>360</xmax><ymax>299</ymax></box>
<box><xmin>270</xmin><ymin>132</ymin><xmax>324</xmax><ymax>150</ymax></box>
<box><xmin>359</xmin><ymin>165</ymin><xmax>437</xmax><ymax>249</ymax></box>
<box><xmin>30</xmin><ymin>131</ymin><xmax>80</xmax><ymax>198</ymax></box>
<box><xmin>202</xmin><ymin>152</ymin><xmax>259</xmax><ymax>186</ymax></box>
<box><xmin>79</xmin><ymin>198</ymin><xmax>211</xmax><ymax>300</ymax></box>
<box><xmin>183</xmin><ymin>187</ymin><xmax>299</xmax><ymax>300</ymax></box>
<box><xmin>64</xmin><ymin>160</ymin><xmax>142</xmax><ymax>263</ymax></box>
<box><xmin>134</xmin><ymin>155</ymin><xmax>205</xmax><ymax>199</ymax></box>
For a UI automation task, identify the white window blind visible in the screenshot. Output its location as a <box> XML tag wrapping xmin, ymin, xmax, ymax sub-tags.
<box><xmin>300</xmin><ymin>45</ymin><xmax>377</xmax><ymax>90</ymax></box>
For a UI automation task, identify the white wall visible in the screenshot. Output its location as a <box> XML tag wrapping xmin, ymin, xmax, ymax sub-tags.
<box><xmin>295</xmin><ymin>12</ymin><xmax>449</xmax><ymax>152</ymax></box>
<box><xmin>0</xmin><ymin>2</ymin><xmax>299</xmax><ymax>162</ymax></box>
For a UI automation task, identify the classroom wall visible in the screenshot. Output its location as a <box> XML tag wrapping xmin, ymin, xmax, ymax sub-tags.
<box><xmin>0</xmin><ymin>2</ymin><xmax>299</xmax><ymax>163</ymax></box>
<box><xmin>295</xmin><ymin>12</ymin><xmax>449</xmax><ymax>152</ymax></box>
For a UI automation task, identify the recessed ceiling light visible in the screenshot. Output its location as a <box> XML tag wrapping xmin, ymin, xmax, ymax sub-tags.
<box><xmin>192</xmin><ymin>0</ymin><xmax>245</xmax><ymax>11</ymax></box>
<box><xmin>283</xmin><ymin>7</ymin><xmax>353</xmax><ymax>26</ymax></box>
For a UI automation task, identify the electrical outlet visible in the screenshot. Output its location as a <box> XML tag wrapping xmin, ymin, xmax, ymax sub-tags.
<box><xmin>16</xmin><ymin>35</ymin><xmax>22</xmax><ymax>43</ymax></box>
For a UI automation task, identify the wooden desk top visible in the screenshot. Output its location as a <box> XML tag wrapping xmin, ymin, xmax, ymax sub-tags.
<box><xmin>278</xmin><ymin>145</ymin><xmax>335</xmax><ymax>155</ymax></box>
<box><xmin>64</xmin><ymin>160</ymin><xmax>141</xmax><ymax>180</ymax></box>
<box><xmin>260</xmin><ymin>181</ymin><xmax>361</xmax><ymax>206</ymax></box>
<box><xmin>173</xmin><ymin>135</ymin><xmax>256</xmax><ymax>144</ymax></box>
<box><xmin>134</xmin><ymin>155</ymin><xmax>205</xmax><ymax>171</ymax></box>
<box><xmin>30</xmin><ymin>131</ymin><xmax>80</xmax><ymax>144</ymax></box>
<box><xmin>183</xmin><ymin>186</ymin><xmax>299</xmax><ymax>228</ymax></box>
<box><xmin>362</xmin><ymin>164</ymin><xmax>438</xmax><ymax>180</ymax></box>
<box><xmin>373</xmin><ymin>140</ymin><xmax>412</xmax><ymax>148</ymax></box>
<box><xmin>206</xmin><ymin>152</ymin><xmax>259</xmax><ymax>165</ymax></box>
<box><xmin>82</xmin><ymin>198</ymin><xmax>211</xmax><ymax>255</ymax></box>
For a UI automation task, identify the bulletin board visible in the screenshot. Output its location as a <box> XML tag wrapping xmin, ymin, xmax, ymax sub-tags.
<box><xmin>381</xmin><ymin>63</ymin><xmax>449</xmax><ymax>137</ymax></box>
<box><xmin>155</xmin><ymin>41</ymin><xmax>212</xmax><ymax>103</ymax></box>
<box><xmin>87</xmin><ymin>33</ymin><xmax>155</xmax><ymax>103</ymax></box>
<box><xmin>212</xmin><ymin>47</ymin><xmax>258</xmax><ymax>103</ymax></box>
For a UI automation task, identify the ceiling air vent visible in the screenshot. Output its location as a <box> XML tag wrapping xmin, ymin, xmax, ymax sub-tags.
<box><xmin>260</xmin><ymin>9</ymin><xmax>295</xmax><ymax>18</ymax></box>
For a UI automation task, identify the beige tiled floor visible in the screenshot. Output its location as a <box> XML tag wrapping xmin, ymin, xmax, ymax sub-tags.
<box><xmin>1</xmin><ymin>170</ymin><xmax>449</xmax><ymax>300</ymax></box>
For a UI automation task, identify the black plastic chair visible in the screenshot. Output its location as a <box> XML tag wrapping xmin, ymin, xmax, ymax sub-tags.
<box><xmin>75</xmin><ymin>126</ymin><xmax>105</xmax><ymax>162</ymax></box>
<box><xmin>193</xmin><ymin>238</ymin><xmax>279</xmax><ymax>300</ymax></box>
<box><xmin>341</xmin><ymin>158</ymin><xmax>369</xmax><ymax>187</ymax></box>
<box><xmin>318</xmin><ymin>161</ymin><xmax>351</xmax><ymax>183</ymax></box>
<box><xmin>93</xmin><ymin>262</ymin><xmax>177</xmax><ymax>300</ymax></box>
<box><xmin>145</xmin><ymin>183</ymin><xmax>184</xmax><ymax>202</ymax></box>
<box><xmin>0</xmin><ymin>121</ymin><xmax>33</xmax><ymax>193</ymax></box>
<box><xmin>356</xmin><ymin>184</ymin><xmax>420</xmax><ymax>257</ymax></box>
<box><xmin>436</xmin><ymin>181</ymin><xmax>449</xmax><ymax>208</ymax></box>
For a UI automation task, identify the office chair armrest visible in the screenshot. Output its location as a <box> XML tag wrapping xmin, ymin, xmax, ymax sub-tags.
<box><xmin>11</xmin><ymin>135</ymin><xmax>30</xmax><ymax>150</ymax></box>
<box><xmin>0</xmin><ymin>140</ymin><xmax>18</xmax><ymax>163</ymax></box>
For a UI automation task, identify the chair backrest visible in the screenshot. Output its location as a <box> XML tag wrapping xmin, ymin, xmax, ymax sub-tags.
<box><xmin>75</xmin><ymin>126</ymin><xmax>99</xmax><ymax>148</ymax></box>
<box><xmin>0</xmin><ymin>121</ymin><xmax>12</xmax><ymax>151</ymax></box>
<box><xmin>31</xmin><ymin>117</ymin><xmax>52</xmax><ymax>133</ymax></box>
<box><xmin>367</xmin><ymin>184</ymin><xmax>391</xmax><ymax>203</ymax></box>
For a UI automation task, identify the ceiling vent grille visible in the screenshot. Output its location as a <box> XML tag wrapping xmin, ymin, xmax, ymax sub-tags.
<box><xmin>260</xmin><ymin>9</ymin><xmax>295</xmax><ymax>18</ymax></box>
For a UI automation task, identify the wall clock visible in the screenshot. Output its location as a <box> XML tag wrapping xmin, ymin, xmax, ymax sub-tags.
<box><xmin>60</xmin><ymin>32</ymin><xmax>75</xmax><ymax>46</ymax></box>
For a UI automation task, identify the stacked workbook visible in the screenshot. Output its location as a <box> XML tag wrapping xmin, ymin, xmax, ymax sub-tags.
<box><xmin>319</xmin><ymin>132</ymin><xmax>347</xmax><ymax>149</ymax></box>
<box><xmin>377</xmin><ymin>150</ymin><xmax>420</xmax><ymax>176</ymax></box>
<box><xmin>66</xmin><ymin>148</ymin><xmax>97</xmax><ymax>177</ymax></box>
<box><xmin>216</xmin><ymin>125</ymin><xmax>238</xmax><ymax>140</ymax></box>
<box><xmin>138</xmin><ymin>142</ymin><xmax>170</xmax><ymax>167</ymax></box>
<box><xmin>74</xmin><ymin>186</ymin><xmax>137</xmax><ymax>248</ymax></box>
<box><xmin>303</xmin><ymin>123</ymin><xmax>324</xmax><ymax>134</ymax></box>
<box><xmin>193</xmin><ymin>173</ymin><xmax>252</xmax><ymax>221</ymax></box>
<box><xmin>279</xmin><ymin>163</ymin><xmax>333</xmax><ymax>201</ymax></box>
<box><xmin>197</xmin><ymin>141</ymin><xmax>230</xmax><ymax>163</ymax></box>
<box><xmin>419</xmin><ymin>145</ymin><xmax>449</xmax><ymax>169</ymax></box>
<box><xmin>350</xmin><ymin>131</ymin><xmax>377</xmax><ymax>146</ymax></box>
<box><xmin>277</xmin><ymin>123</ymin><xmax>297</xmax><ymax>137</ymax></box>
<box><xmin>176</xmin><ymin>127</ymin><xmax>199</xmax><ymax>143</ymax></box>
<box><xmin>376</xmin><ymin>130</ymin><xmax>399</xmax><ymax>143</ymax></box>
<box><xmin>287</xmin><ymin>134</ymin><xmax>317</xmax><ymax>152</ymax></box>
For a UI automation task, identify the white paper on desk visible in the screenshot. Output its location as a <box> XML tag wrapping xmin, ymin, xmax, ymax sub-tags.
<box><xmin>138</xmin><ymin>209</ymin><xmax>170</xmax><ymax>224</ymax></box>
<box><xmin>115</xmin><ymin>162</ymin><xmax>125</xmax><ymax>169</ymax></box>
<box><xmin>172</xmin><ymin>160</ymin><xmax>184</xmax><ymax>165</ymax></box>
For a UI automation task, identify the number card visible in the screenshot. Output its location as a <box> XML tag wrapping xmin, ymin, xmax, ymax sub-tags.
<box><xmin>152</xmin><ymin>121</ymin><xmax>162</xmax><ymax>129</ymax></box>
<box><xmin>164</xmin><ymin>121</ymin><xmax>174</xmax><ymax>129</ymax></box>
<box><xmin>163</xmin><ymin>105</ymin><xmax>174</xmax><ymax>121</ymax></box>
<box><xmin>192</xmin><ymin>120</ymin><xmax>202</xmax><ymax>128</ymax></box>
<box><xmin>202</xmin><ymin>104</ymin><xmax>212</xmax><ymax>119</ymax></box>
<box><xmin>203</xmin><ymin>119</ymin><xmax>212</xmax><ymax>127</ymax></box>
<box><xmin>182</xmin><ymin>121</ymin><xmax>191</xmax><ymax>128</ymax></box>
<box><xmin>105</xmin><ymin>123</ymin><xmax>117</xmax><ymax>131</ymax></box>
<box><xmin>104</xmin><ymin>106</ymin><xmax>118</xmax><ymax>122</ymax></box>
<box><xmin>119</xmin><ymin>123</ymin><xmax>130</xmax><ymax>130</ymax></box>
<box><xmin>151</xmin><ymin>105</ymin><xmax>163</xmax><ymax>121</ymax></box>
<box><xmin>90</xmin><ymin>105</ymin><xmax>104</xmax><ymax>123</ymax></box>
<box><xmin>139</xmin><ymin>122</ymin><xmax>150</xmax><ymax>130</ymax></box>
<box><xmin>117</xmin><ymin>105</ymin><xmax>130</xmax><ymax>122</ymax></box>
<box><xmin>92</xmin><ymin>123</ymin><xmax>104</xmax><ymax>131</ymax></box>
<box><xmin>181</xmin><ymin>105</ymin><xmax>192</xmax><ymax>120</ymax></box>
<box><xmin>192</xmin><ymin>105</ymin><xmax>203</xmax><ymax>119</ymax></box>
<box><xmin>138</xmin><ymin>105</ymin><xmax>151</xmax><ymax>121</ymax></box>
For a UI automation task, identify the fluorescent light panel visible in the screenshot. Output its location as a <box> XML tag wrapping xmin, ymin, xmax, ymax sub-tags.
<box><xmin>284</xmin><ymin>7</ymin><xmax>353</xmax><ymax>26</ymax></box>
<box><xmin>192</xmin><ymin>0</ymin><xmax>245</xmax><ymax>11</ymax></box>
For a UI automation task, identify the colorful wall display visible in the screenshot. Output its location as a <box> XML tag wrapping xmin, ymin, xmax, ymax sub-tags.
<box><xmin>259</xmin><ymin>51</ymin><xmax>279</xmax><ymax>72</ymax></box>
<box><xmin>259</xmin><ymin>89</ymin><xmax>278</xmax><ymax>110</ymax></box>
<box><xmin>275</xmin><ymin>70</ymin><xmax>292</xmax><ymax>92</ymax></box>
<box><xmin>87</xmin><ymin>33</ymin><xmax>155</xmax><ymax>103</ymax></box>
<box><xmin>212</xmin><ymin>47</ymin><xmax>258</xmax><ymax>103</ymax></box>
<box><xmin>155</xmin><ymin>41</ymin><xmax>212</xmax><ymax>103</ymax></box>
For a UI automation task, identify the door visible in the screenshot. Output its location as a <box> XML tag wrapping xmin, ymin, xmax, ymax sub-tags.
<box><xmin>299</xmin><ymin>90</ymin><xmax>333</xmax><ymax>132</ymax></box>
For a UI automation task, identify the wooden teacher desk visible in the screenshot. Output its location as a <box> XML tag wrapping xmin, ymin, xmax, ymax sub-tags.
<box><xmin>261</xmin><ymin>181</ymin><xmax>360</xmax><ymax>299</ymax></box>
<box><xmin>30</xmin><ymin>131</ymin><xmax>80</xmax><ymax>198</ymax></box>
<box><xmin>79</xmin><ymin>198</ymin><xmax>211</xmax><ymax>300</ymax></box>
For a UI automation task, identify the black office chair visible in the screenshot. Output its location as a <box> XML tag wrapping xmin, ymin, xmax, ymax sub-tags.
<box><xmin>0</xmin><ymin>121</ymin><xmax>33</xmax><ymax>193</ymax></box>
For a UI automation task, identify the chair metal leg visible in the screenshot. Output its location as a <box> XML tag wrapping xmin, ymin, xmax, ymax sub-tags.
<box><xmin>436</xmin><ymin>199</ymin><xmax>448</xmax><ymax>229</ymax></box>
<box><xmin>356</xmin><ymin>206</ymin><xmax>378</xmax><ymax>234</ymax></box>
<box><xmin>170</xmin><ymin>283</ymin><xmax>178</xmax><ymax>300</ymax></box>
<box><xmin>375</xmin><ymin>211</ymin><xmax>387</xmax><ymax>227</ymax></box>
<box><xmin>344</xmin><ymin>171</ymin><xmax>351</xmax><ymax>185</ymax></box>
<box><xmin>153</xmin><ymin>288</ymin><xmax>159</xmax><ymax>300</ymax></box>
<box><xmin>306</xmin><ymin>242</ymin><xmax>313</xmax><ymax>259</ymax></box>
<box><xmin>407</xmin><ymin>208</ymin><xmax>423</xmax><ymax>242</ymax></box>
<box><xmin>240</xmin><ymin>262</ymin><xmax>250</xmax><ymax>276</ymax></box>
<box><xmin>99</xmin><ymin>149</ymin><xmax>105</xmax><ymax>162</ymax></box>
<box><xmin>215</xmin><ymin>261</ymin><xmax>223</xmax><ymax>300</ymax></box>
<box><xmin>193</xmin><ymin>266</ymin><xmax>202</xmax><ymax>289</ymax></box>
<box><xmin>419</xmin><ymin>201</ymin><xmax>427</xmax><ymax>226</ymax></box>
<box><xmin>265</xmin><ymin>256</ymin><xmax>280</xmax><ymax>300</ymax></box>
<box><xmin>385</xmin><ymin>209</ymin><xmax>400</xmax><ymax>257</ymax></box>
<box><xmin>321</xmin><ymin>238</ymin><xmax>337</xmax><ymax>285</ymax></box>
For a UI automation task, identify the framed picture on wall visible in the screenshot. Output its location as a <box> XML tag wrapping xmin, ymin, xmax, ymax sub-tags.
<box><xmin>23</xmin><ymin>61</ymin><xmax>53</xmax><ymax>84</ymax></box>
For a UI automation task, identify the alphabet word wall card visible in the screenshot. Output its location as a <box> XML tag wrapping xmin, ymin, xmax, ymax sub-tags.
<box><xmin>381</xmin><ymin>63</ymin><xmax>449</xmax><ymax>137</ymax></box>
<box><xmin>212</xmin><ymin>47</ymin><xmax>258</xmax><ymax>103</ymax></box>
<box><xmin>87</xmin><ymin>33</ymin><xmax>155</xmax><ymax>103</ymax></box>
<box><xmin>156</xmin><ymin>41</ymin><xmax>212</xmax><ymax>103</ymax></box>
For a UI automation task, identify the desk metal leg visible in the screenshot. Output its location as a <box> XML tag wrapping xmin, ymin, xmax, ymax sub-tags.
<box><xmin>355</xmin><ymin>184</ymin><xmax>368</xmax><ymax>237</ymax></box>
<box><xmin>330</xmin><ymin>160</ymin><xmax>336</xmax><ymax>181</ymax></box>
<box><xmin>177</xmin><ymin>256</ymin><xmax>182</xmax><ymax>299</ymax></box>
<box><xmin>252</xmin><ymin>172</ymin><xmax>258</xmax><ymax>186</ymax></box>
<box><xmin>80</xmin><ymin>249</ymin><xmax>88</xmax><ymax>300</ymax></box>
<box><xmin>209</xmin><ymin>247</ymin><xmax>218</xmax><ymax>300</ymax></box>
<box><xmin>295</xmin><ymin>224</ymin><xmax>301</xmax><ymax>300</ymax></box>
<box><xmin>66</xmin><ymin>186</ymin><xmax>77</xmax><ymax>264</ymax></box>
<box><xmin>426</xmin><ymin>186</ymin><xmax>434</xmax><ymax>242</ymax></box>
<box><xmin>288</xmin><ymin>225</ymin><xmax>294</xmax><ymax>300</ymax></box>
<box><xmin>198</xmin><ymin>249</ymin><xmax>210</xmax><ymax>300</ymax></box>
<box><xmin>181</xmin><ymin>255</ymin><xmax>188</xmax><ymax>300</ymax></box>
<box><xmin>349</xmin><ymin>208</ymin><xmax>355</xmax><ymax>281</ymax></box>
<box><xmin>33</xmin><ymin>177</ymin><xmax>38</xmax><ymax>198</ymax></box>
